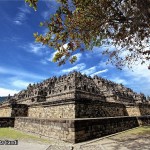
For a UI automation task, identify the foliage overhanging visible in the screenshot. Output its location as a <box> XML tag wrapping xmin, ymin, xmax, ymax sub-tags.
<box><xmin>25</xmin><ymin>0</ymin><xmax>150</xmax><ymax>69</ymax></box>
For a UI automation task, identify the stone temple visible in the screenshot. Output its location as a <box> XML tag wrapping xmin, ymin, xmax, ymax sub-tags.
<box><xmin>0</xmin><ymin>71</ymin><xmax>150</xmax><ymax>143</ymax></box>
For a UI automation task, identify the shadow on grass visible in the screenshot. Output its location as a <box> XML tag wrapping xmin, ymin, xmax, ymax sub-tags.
<box><xmin>110</xmin><ymin>135</ymin><xmax>150</xmax><ymax>150</ymax></box>
<box><xmin>80</xmin><ymin>127</ymin><xmax>150</xmax><ymax>150</ymax></box>
<box><xmin>106</xmin><ymin>127</ymin><xmax>150</xmax><ymax>150</ymax></box>
<box><xmin>108</xmin><ymin>126</ymin><xmax>150</xmax><ymax>141</ymax></box>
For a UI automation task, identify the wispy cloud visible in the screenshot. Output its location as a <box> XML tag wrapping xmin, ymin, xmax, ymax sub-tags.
<box><xmin>14</xmin><ymin>5</ymin><xmax>31</xmax><ymax>25</ymax></box>
<box><xmin>98</xmin><ymin>61</ymin><xmax>114</xmax><ymax>69</ymax></box>
<box><xmin>40</xmin><ymin>59</ymin><xmax>48</xmax><ymax>65</ymax></box>
<box><xmin>43</xmin><ymin>0</ymin><xmax>60</xmax><ymax>13</ymax></box>
<box><xmin>0</xmin><ymin>88</ymin><xmax>19</xmax><ymax>96</ymax></box>
<box><xmin>85</xmin><ymin>47</ymin><xmax>103</xmax><ymax>58</ymax></box>
<box><xmin>12</xmin><ymin>80</ymin><xmax>30</xmax><ymax>89</ymax></box>
<box><xmin>62</xmin><ymin>63</ymin><xmax>86</xmax><ymax>73</ymax></box>
<box><xmin>123</xmin><ymin>64</ymin><xmax>150</xmax><ymax>95</ymax></box>
<box><xmin>98</xmin><ymin>58</ymin><xmax>150</xmax><ymax>96</ymax></box>
<box><xmin>41</xmin><ymin>11</ymin><xmax>49</xmax><ymax>19</ymax></box>
<box><xmin>81</xmin><ymin>66</ymin><xmax>96</xmax><ymax>75</ymax></box>
<box><xmin>18</xmin><ymin>5</ymin><xmax>30</xmax><ymax>14</ymax></box>
<box><xmin>0</xmin><ymin>66</ymin><xmax>46</xmax><ymax>80</ymax></box>
<box><xmin>90</xmin><ymin>69</ymin><xmax>108</xmax><ymax>77</ymax></box>
<box><xmin>47</xmin><ymin>51</ymin><xmax>57</xmax><ymax>62</ymax></box>
<box><xmin>110</xmin><ymin>77</ymin><xmax>127</xmax><ymax>85</ymax></box>
<box><xmin>22</xmin><ymin>43</ymin><xmax>50</xmax><ymax>56</ymax></box>
<box><xmin>0</xmin><ymin>66</ymin><xmax>47</xmax><ymax>95</ymax></box>
<box><xmin>14</xmin><ymin>20</ymin><xmax>22</xmax><ymax>25</ymax></box>
<box><xmin>29</xmin><ymin>43</ymin><xmax>47</xmax><ymax>55</ymax></box>
<box><xmin>78</xmin><ymin>62</ymin><xmax>109</xmax><ymax>77</ymax></box>
<box><xmin>125</xmin><ymin>63</ymin><xmax>150</xmax><ymax>82</ymax></box>
<box><xmin>0</xmin><ymin>36</ymin><xmax>21</xmax><ymax>42</ymax></box>
<box><xmin>72</xmin><ymin>53</ymin><xmax>82</xmax><ymax>63</ymax></box>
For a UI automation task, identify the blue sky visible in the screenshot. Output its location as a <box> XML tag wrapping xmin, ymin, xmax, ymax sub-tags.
<box><xmin>0</xmin><ymin>0</ymin><xmax>150</xmax><ymax>96</ymax></box>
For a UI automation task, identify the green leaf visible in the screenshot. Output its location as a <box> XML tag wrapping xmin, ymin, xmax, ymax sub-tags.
<box><xmin>40</xmin><ymin>22</ymin><xmax>43</xmax><ymax>27</ymax></box>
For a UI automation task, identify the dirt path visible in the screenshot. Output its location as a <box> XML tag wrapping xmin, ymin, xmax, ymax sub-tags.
<box><xmin>0</xmin><ymin>140</ymin><xmax>49</xmax><ymax>150</ymax></box>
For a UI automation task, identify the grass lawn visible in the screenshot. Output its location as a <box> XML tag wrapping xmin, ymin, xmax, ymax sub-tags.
<box><xmin>0</xmin><ymin>128</ymin><xmax>51</xmax><ymax>143</ymax></box>
<box><xmin>108</xmin><ymin>126</ymin><xmax>150</xmax><ymax>141</ymax></box>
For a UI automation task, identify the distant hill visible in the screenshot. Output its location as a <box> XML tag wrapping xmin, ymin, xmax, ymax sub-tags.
<box><xmin>0</xmin><ymin>96</ymin><xmax>7</xmax><ymax>103</ymax></box>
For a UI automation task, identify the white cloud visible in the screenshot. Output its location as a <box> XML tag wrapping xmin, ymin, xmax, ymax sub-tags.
<box><xmin>123</xmin><ymin>64</ymin><xmax>150</xmax><ymax>96</ymax></box>
<box><xmin>72</xmin><ymin>53</ymin><xmax>82</xmax><ymax>63</ymax></box>
<box><xmin>79</xmin><ymin>62</ymin><xmax>108</xmax><ymax>77</ymax></box>
<box><xmin>14</xmin><ymin>5</ymin><xmax>31</xmax><ymax>25</ymax></box>
<box><xmin>98</xmin><ymin>61</ymin><xmax>114</xmax><ymax>68</ymax></box>
<box><xmin>41</xmin><ymin>11</ymin><xmax>49</xmax><ymax>19</ymax></box>
<box><xmin>85</xmin><ymin>46</ymin><xmax>105</xmax><ymax>58</ymax></box>
<box><xmin>62</xmin><ymin>63</ymin><xmax>86</xmax><ymax>73</ymax></box>
<box><xmin>0</xmin><ymin>88</ymin><xmax>19</xmax><ymax>96</ymax></box>
<box><xmin>28</xmin><ymin>43</ymin><xmax>47</xmax><ymax>55</ymax></box>
<box><xmin>48</xmin><ymin>51</ymin><xmax>82</xmax><ymax>64</ymax></box>
<box><xmin>81</xmin><ymin>66</ymin><xmax>96</xmax><ymax>75</ymax></box>
<box><xmin>40</xmin><ymin>59</ymin><xmax>48</xmax><ymax>65</ymax></box>
<box><xmin>21</xmin><ymin>42</ymin><xmax>50</xmax><ymax>56</ymax></box>
<box><xmin>0</xmin><ymin>66</ymin><xmax>46</xmax><ymax>80</ymax></box>
<box><xmin>110</xmin><ymin>77</ymin><xmax>127</xmax><ymax>85</ymax></box>
<box><xmin>125</xmin><ymin>63</ymin><xmax>150</xmax><ymax>82</ymax></box>
<box><xmin>12</xmin><ymin>80</ymin><xmax>30</xmax><ymax>89</ymax></box>
<box><xmin>18</xmin><ymin>5</ymin><xmax>30</xmax><ymax>14</ymax></box>
<box><xmin>47</xmin><ymin>51</ymin><xmax>57</xmax><ymax>62</ymax></box>
<box><xmin>90</xmin><ymin>69</ymin><xmax>108</xmax><ymax>77</ymax></box>
<box><xmin>14</xmin><ymin>20</ymin><xmax>22</xmax><ymax>25</ymax></box>
<box><xmin>99</xmin><ymin>59</ymin><xmax>150</xmax><ymax>96</ymax></box>
<box><xmin>44</xmin><ymin>0</ymin><xmax>60</xmax><ymax>11</ymax></box>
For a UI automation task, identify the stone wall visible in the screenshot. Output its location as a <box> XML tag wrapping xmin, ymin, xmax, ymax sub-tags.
<box><xmin>23</xmin><ymin>100</ymin><xmax>150</xmax><ymax>119</ymax></box>
<box><xmin>0</xmin><ymin>106</ymin><xmax>12</xmax><ymax>117</ymax></box>
<box><xmin>126</xmin><ymin>106</ymin><xmax>141</xmax><ymax>116</ymax></box>
<box><xmin>75</xmin><ymin>90</ymin><xmax>105</xmax><ymax>101</ymax></box>
<box><xmin>0</xmin><ymin>104</ymin><xmax>28</xmax><ymax>117</ymax></box>
<box><xmin>28</xmin><ymin>102</ymin><xmax>75</xmax><ymax>119</ymax></box>
<box><xmin>74</xmin><ymin>117</ymin><xmax>140</xmax><ymax>143</ymax></box>
<box><xmin>138</xmin><ymin>104</ymin><xmax>150</xmax><ymax>115</ymax></box>
<box><xmin>46</xmin><ymin>91</ymin><xmax>75</xmax><ymax>102</ymax></box>
<box><xmin>11</xmin><ymin>104</ymin><xmax>28</xmax><ymax>117</ymax></box>
<box><xmin>15</xmin><ymin>98</ymin><xmax>34</xmax><ymax>105</ymax></box>
<box><xmin>138</xmin><ymin>115</ymin><xmax>150</xmax><ymax>126</ymax></box>
<box><xmin>0</xmin><ymin>117</ymin><xmax>15</xmax><ymax>127</ymax></box>
<box><xmin>14</xmin><ymin>117</ymin><xmax>75</xmax><ymax>143</ymax></box>
<box><xmin>75</xmin><ymin>101</ymin><xmax>128</xmax><ymax>118</ymax></box>
<box><xmin>14</xmin><ymin>116</ymin><xmax>150</xmax><ymax>143</ymax></box>
<box><xmin>0</xmin><ymin>100</ymin><xmax>150</xmax><ymax>119</ymax></box>
<box><xmin>126</xmin><ymin>104</ymin><xmax>150</xmax><ymax>116</ymax></box>
<box><xmin>27</xmin><ymin>100</ymin><xmax>128</xmax><ymax>119</ymax></box>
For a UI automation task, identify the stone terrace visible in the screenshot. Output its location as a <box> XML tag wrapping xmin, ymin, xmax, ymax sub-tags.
<box><xmin>0</xmin><ymin>71</ymin><xmax>150</xmax><ymax>143</ymax></box>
